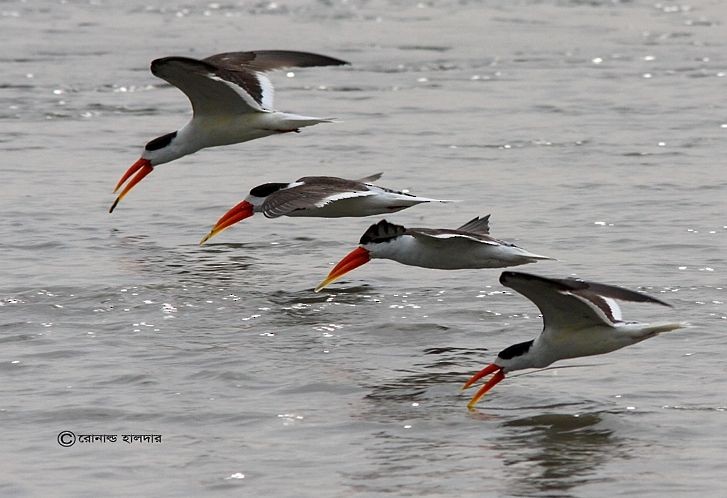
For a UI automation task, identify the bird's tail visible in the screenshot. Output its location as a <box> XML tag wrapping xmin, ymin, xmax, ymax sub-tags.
<box><xmin>411</xmin><ymin>197</ymin><xmax>459</xmax><ymax>203</ymax></box>
<box><xmin>527</xmin><ymin>253</ymin><xmax>556</xmax><ymax>261</ymax></box>
<box><xmin>274</xmin><ymin>112</ymin><xmax>336</xmax><ymax>129</ymax></box>
<box><xmin>519</xmin><ymin>250</ymin><xmax>556</xmax><ymax>263</ymax></box>
<box><xmin>628</xmin><ymin>322</ymin><xmax>687</xmax><ymax>342</ymax></box>
<box><xmin>640</xmin><ymin>322</ymin><xmax>686</xmax><ymax>336</ymax></box>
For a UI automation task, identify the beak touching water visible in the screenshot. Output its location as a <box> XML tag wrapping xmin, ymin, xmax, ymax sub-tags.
<box><xmin>314</xmin><ymin>246</ymin><xmax>371</xmax><ymax>292</ymax></box>
<box><xmin>109</xmin><ymin>158</ymin><xmax>153</xmax><ymax>213</ymax></box>
<box><xmin>461</xmin><ymin>363</ymin><xmax>506</xmax><ymax>409</ymax></box>
<box><xmin>199</xmin><ymin>200</ymin><xmax>255</xmax><ymax>245</ymax></box>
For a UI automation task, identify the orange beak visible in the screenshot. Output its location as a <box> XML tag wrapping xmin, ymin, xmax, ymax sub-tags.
<box><xmin>314</xmin><ymin>246</ymin><xmax>371</xmax><ymax>292</ymax></box>
<box><xmin>462</xmin><ymin>363</ymin><xmax>506</xmax><ymax>409</ymax></box>
<box><xmin>199</xmin><ymin>200</ymin><xmax>255</xmax><ymax>245</ymax></box>
<box><xmin>109</xmin><ymin>158</ymin><xmax>153</xmax><ymax>213</ymax></box>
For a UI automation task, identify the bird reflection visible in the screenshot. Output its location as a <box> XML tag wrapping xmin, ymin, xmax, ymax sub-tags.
<box><xmin>494</xmin><ymin>412</ymin><xmax>628</xmax><ymax>496</ymax></box>
<box><xmin>110</xmin><ymin>231</ymin><xmax>256</xmax><ymax>285</ymax></box>
<box><xmin>360</xmin><ymin>347</ymin><xmax>490</xmax><ymax>408</ymax></box>
<box><xmin>341</xmin><ymin>347</ymin><xmax>501</xmax><ymax>495</ymax></box>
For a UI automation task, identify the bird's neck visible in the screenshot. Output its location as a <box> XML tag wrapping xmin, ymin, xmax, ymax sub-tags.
<box><xmin>142</xmin><ymin>127</ymin><xmax>200</xmax><ymax>166</ymax></box>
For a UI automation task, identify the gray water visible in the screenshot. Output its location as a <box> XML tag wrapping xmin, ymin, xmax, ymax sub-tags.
<box><xmin>2</xmin><ymin>0</ymin><xmax>726</xmax><ymax>496</ymax></box>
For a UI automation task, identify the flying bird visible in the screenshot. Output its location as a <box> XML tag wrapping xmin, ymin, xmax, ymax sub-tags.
<box><xmin>314</xmin><ymin>216</ymin><xmax>552</xmax><ymax>292</ymax></box>
<box><xmin>462</xmin><ymin>271</ymin><xmax>684</xmax><ymax>409</ymax></box>
<box><xmin>110</xmin><ymin>50</ymin><xmax>349</xmax><ymax>212</ymax></box>
<box><xmin>199</xmin><ymin>173</ymin><xmax>453</xmax><ymax>244</ymax></box>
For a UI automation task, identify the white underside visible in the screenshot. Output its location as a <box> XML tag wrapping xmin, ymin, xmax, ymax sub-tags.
<box><xmin>190</xmin><ymin>111</ymin><xmax>330</xmax><ymax>147</ymax></box>
<box><xmin>367</xmin><ymin>235</ymin><xmax>550</xmax><ymax>269</ymax></box>
<box><xmin>157</xmin><ymin>111</ymin><xmax>331</xmax><ymax>163</ymax></box>
<box><xmin>501</xmin><ymin>321</ymin><xmax>684</xmax><ymax>371</ymax></box>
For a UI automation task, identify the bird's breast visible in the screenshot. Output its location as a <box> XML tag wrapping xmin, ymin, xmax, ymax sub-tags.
<box><xmin>187</xmin><ymin>114</ymin><xmax>277</xmax><ymax>148</ymax></box>
<box><xmin>371</xmin><ymin>237</ymin><xmax>540</xmax><ymax>269</ymax></box>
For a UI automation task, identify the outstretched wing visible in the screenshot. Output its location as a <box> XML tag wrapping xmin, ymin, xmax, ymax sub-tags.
<box><xmin>499</xmin><ymin>271</ymin><xmax>671</xmax><ymax>332</ymax></box>
<box><xmin>406</xmin><ymin>227</ymin><xmax>500</xmax><ymax>245</ymax></box>
<box><xmin>262</xmin><ymin>177</ymin><xmax>373</xmax><ymax>218</ymax></box>
<box><xmin>151</xmin><ymin>50</ymin><xmax>348</xmax><ymax>116</ymax></box>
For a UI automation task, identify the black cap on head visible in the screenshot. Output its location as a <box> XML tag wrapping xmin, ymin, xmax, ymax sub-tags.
<box><xmin>249</xmin><ymin>183</ymin><xmax>288</xmax><ymax>198</ymax></box>
<box><xmin>145</xmin><ymin>131</ymin><xmax>178</xmax><ymax>151</ymax></box>
<box><xmin>498</xmin><ymin>340</ymin><xmax>534</xmax><ymax>360</ymax></box>
<box><xmin>359</xmin><ymin>219</ymin><xmax>407</xmax><ymax>245</ymax></box>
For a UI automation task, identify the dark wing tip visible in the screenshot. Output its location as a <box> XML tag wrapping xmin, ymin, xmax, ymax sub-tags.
<box><xmin>150</xmin><ymin>57</ymin><xmax>170</xmax><ymax>72</ymax></box>
<box><xmin>151</xmin><ymin>51</ymin><xmax>349</xmax><ymax>76</ymax></box>
<box><xmin>499</xmin><ymin>271</ymin><xmax>552</xmax><ymax>288</ymax></box>
<box><xmin>203</xmin><ymin>50</ymin><xmax>350</xmax><ymax>72</ymax></box>
<box><xmin>150</xmin><ymin>56</ymin><xmax>205</xmax><ymax>73</ymax></box>
<box><xmin>581</xmin><ymin>281</ymin><xmax>674</xmax><ymax>308</ymax></box>
<box><xmin>499</xmin><ymin>271</ymin><xmax>673</xmax><ymax>307</ymax></box>
<box><xmin>150</xmin><ymin>57</ymin><xmax>166</xmax><ymax>75</ymax></box>
<box><xmin>265</xmin><ymin>51</ymin><xmax>349</xmax><ymax>67</ymax></box>
<box><xmin>360</xmin><ymin>219</ymin><xmax>407</xmax><ymax>245</ymax></box>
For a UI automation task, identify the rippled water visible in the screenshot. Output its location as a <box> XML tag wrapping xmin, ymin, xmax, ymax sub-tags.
<box><xmin>2</xmin><ymin>0</ymin><xmax>726</xmax><ymax>496</ymax></box>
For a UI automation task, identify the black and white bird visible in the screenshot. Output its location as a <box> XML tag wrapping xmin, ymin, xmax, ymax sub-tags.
<box><xmin>110</xmin><ymin>50</ymin><xmax>349</xmax><ymax>212</ymax></box>
<box><xmin>199</xmin><ymin>173</ymin><xmax>452</xmax><ymax>244</ymax></box>
<box><xmin>462</xmin><ymin>271</ymin><xmax>684</xmax><ymax>409</ymax></box>
<box><xmin>314</xmin><ymin>217</ymin><xmax>552</xmax><ymax>292</ymax></box>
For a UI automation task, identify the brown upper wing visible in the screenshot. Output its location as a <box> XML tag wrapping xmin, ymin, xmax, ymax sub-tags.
<box><xmin>499</xmin><ymin>271</ymin><xmax>671</xmax><ymax>331</ymax></box>
<box><xmin>203</xmin><ymin>51</ymin><xmax>349</xmax><ymax>73</ymax></box>
<box><xmin>262</xmin><ymin>177</ymin><xmax>371</xmax><ymax>218</ymax></box>
<box><xmin>150</xmin><ymin>50</ymin><xmax>348</xmax><ymax>114</ymax></box>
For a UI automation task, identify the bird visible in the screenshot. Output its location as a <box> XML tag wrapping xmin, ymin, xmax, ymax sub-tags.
<box><xmin>462</xmin><ymin>271</ymin><xmax>684</xmax><ymax>409</ymax></box>
<box><xmin>198</xmin><ymin>173</ymin><xmax>454</xmax><ymax>244</ymax></box>
<box><xmin>314</xmin><ymin>216</ymin><xmax>553</xmax><ymax>292</ymax></box>
<box><xmin>109</xmin><ymin>50</ymin><xmax>349</xmax><ymax>213</ymax></box>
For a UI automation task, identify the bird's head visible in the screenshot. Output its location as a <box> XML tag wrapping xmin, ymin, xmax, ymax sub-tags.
<box><xmin>462</xmin><ymin>340</ymin><xmax>535</xmax><ymax>409</ymax></box>
<box><xmin>198</xmin><ymin>182</ymin><xmax>288</xmax><ymax>245</ymax></box>
<box><xmin>139</xmin><ymin>131</ymin><xmax>184</xmax><ymax>165</ymax></box>
<box><xmin>314</xmin><ymin>220</ymin><xmax>408</xmax><ymax>292</ymax></box>
<box><xmin>109</xmin><ymin>131</ymin><xmax>182</xmax><ymax>213</ymax></box>
<box><xmin>245</xmin><ymin>182</ymin><xmax>289</xmax><ymax>208</ymax></box>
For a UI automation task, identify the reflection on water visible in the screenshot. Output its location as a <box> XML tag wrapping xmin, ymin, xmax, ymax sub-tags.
<box><xmin>359</xmin><ymin>346</ymin><xmax>491</xmax><ymax>409</ymax></box>
<box><xmin>363</xmin><ymin>370</ymin><xmax>465</xmax><ymax>404</ymax></box>
<box><xmin>341</xmin><ymin>349</ymin><xmax>503</xmax><ymax>495</ymax></box>
<box><xmin>111</xmin><ymin>231</ymin><xmax>256</xmax><ymax>285</ymax></box>
<box><xmin>495</xmin><ymin>412</ymin><xmax>628</xmax><ymax>497</ymax></box>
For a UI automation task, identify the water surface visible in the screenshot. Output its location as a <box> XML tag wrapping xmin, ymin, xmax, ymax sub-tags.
<box><xmin>1</xmin><ymin>1</ymin><xmax>725</xmax><ymax>496</ymax></box>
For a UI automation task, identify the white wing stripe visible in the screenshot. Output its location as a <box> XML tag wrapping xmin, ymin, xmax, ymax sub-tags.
<box><xmin>258</xmin><ymin>73</ymin><xmax>275</xmax><ymax>109</ymax></box>
<box><xmin>314</xmin><ymin>191</ymin><xmax>376</xmax><ymax>207</ymax></box>
<box><xmin>207</xmin><ymin>74</ymin><xmax>263</xmax><ymax>112</ymax></box>
<box><xmin>603</xmin><ymin>297</ymin><xmax>623</xmax><ymax>322</ymax></box>
<box><xmin>416</xmin><ymin>233</ymin><xmax>499</xmax><ymax>245</ymax></box>
<box><xmin>565</xmin><ymin>292</ymin><xmax>615</xmax><ymax>326</ymax></box>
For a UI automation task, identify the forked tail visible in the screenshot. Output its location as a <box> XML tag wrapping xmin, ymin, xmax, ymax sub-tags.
<box><xmin>642</xmin><ymin>322</ymin><xmax>685</xmax><ymax>335</ymax></box>
<box><xmin>276</xmin><ymin>112</ymin><xmax>336</xmax><ymax>129</ymax></box>
<box><xmin>633</xmin><ymin>322</ymin><xmax>686</xmax><ymax>340</ymax></box>
<box><xmin>530</xmin><ymin>254</ymin><xmax>556</xmax><ymax>261</ymax></box>
<box><xmin>522</xmin><ymin>252</ymin><xmax>556</xmax><ymax>263</ymax></box>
